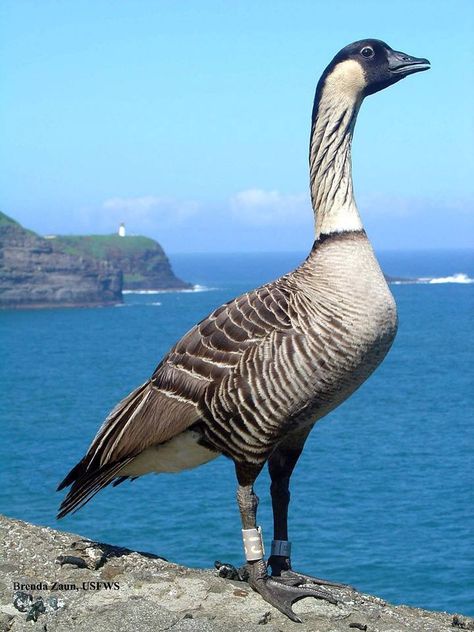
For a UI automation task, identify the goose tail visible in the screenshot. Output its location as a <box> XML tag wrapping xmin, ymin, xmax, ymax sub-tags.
<box><xmin>56</xmin><ymin>381</ymin><xmax>151</xmax><ymax>518</ymax></box>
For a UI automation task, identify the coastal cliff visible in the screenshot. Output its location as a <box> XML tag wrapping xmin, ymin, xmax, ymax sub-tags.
<box><xmin>53</xmin><ymin>234</ymin><xmax>191</xmax><ymax>291</ymax></box>
<box><xmin>0</xmin><ymin>515</ymin><xmax>470</xmax><ymax>632</ymax></box>
<box><xmin>0</xmin><ymin>213</ymin><xmax>122</xmax><ymax>309</ymax></box>
<box><xmin>0</xmin><ymin>212</ymin><xmax>192</xmax><ymax>309</ymax></box>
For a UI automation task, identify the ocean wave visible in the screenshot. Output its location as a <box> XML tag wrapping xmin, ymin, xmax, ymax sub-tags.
<box><xmin>392</xmin><ymin>272</ymin><xmax>473</xmax><ymax>285</ymax></box>
<box><xmin>123</xmin><ymin>284</ymin><xmax>216</xmax><ymax>295</ymax></box>
<box><xmin>426</xmin><ymin>273</ymin><xmax>473</xmax><ymax>284</ymax></box>
<box><xmin>122</xmin><ymin>289</ymin><xmax>166</xmax><ymax>295</ymax></box>
<box><xmin>179</xmin><ymin>284</ymin><xmax>217</xmax><ymax>293</ymax></box>
<box><xmin>114</xmin><ymin>301</ymin><xmax>161</xmax><ymax>307</ymax></box>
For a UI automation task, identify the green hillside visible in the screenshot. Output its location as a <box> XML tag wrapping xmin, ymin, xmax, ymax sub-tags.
<box><xmin>0</xmin><ymin>211</ymin><xmax>37</xmax><ymax>236</ymax></box>
<box><xmin>0</xmin><ymin>211</ymin><xmax>19</xmax><ymax>226</ymax></box>
<box><xmin>54</xmin><ymin>234</ymin><xmax>163</xmax><ymax>260</ymax></box>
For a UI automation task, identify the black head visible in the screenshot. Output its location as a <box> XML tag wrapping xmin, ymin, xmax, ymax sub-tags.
<box><xmin>327</xmin><ymin>38</ymin><xmax>430</xmax><ymax>97</ymax></box>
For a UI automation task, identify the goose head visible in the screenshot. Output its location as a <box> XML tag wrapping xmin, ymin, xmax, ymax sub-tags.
<box><xmin>316</xmin><ymin>39</ymin><xmax>430</xmax><ymax>104</ymax></box>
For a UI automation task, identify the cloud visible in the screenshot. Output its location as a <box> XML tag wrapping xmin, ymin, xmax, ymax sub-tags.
<box><xmin>98</xmin><ymin>190</ymin><xmax>313</xmax><ymax>232</ymax></box>
<box><xmin>102</xmin><ymin>196</ymin><xmax>200</xmax><ymax>224</ymax></box>
<box><xmin>229</xmin><ymin>188</ymin><xmax>311</xmax><ymax>225</ymax></box>
<box><xmin>71</xmin><ymin>195</ymin><xmax>202</xmax><ymax>238</ymax></box>
<box><xmin>103</xmin><ymin>196</ymin><xmax>164</xmax><ymax>214</ymax></box>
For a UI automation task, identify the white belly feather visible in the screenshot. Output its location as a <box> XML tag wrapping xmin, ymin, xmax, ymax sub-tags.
<box><xmin>120</xmin><ymin>430</ymin><xmax>219</xmax><ymax>476</ymax></box>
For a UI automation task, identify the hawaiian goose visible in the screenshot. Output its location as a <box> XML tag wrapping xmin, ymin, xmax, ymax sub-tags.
<box><xmin>58</xmin><ymin>39</ymin><xmax>430</xmax><ymax>621</ymax></box>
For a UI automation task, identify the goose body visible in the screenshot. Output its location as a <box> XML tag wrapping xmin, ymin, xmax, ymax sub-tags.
<box><xmin>58</xmin><ymin>39</ymin><xmax>429</xmax><ymax>622</ymax></box>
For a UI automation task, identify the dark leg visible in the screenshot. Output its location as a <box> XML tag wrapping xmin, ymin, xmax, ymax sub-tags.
<box><xmin>268</xmin><ymin>443</ymin><xmax>300</xmax><ymax>576</ymax></box>
<box><xmin>234</xmin><ymin>461</ymin><xmax>337</xmax><ymax>623</ymax></box>
<box><xmin>268</xmin><ymin>433</ymin><xmax>348</xmax><ymax>589</ymax></box>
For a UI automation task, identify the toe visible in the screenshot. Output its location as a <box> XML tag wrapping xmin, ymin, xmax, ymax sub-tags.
<box><xmin>281</xmin><ymin>569</ymin><xmax>350</xmax><ymax>589</ymax></box>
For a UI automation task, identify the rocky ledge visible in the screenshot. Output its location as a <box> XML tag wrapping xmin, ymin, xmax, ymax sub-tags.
<box><xmin>0</xmin><ymin>515</ymin><xmax>471</xmax><ymax>632</ymax></box>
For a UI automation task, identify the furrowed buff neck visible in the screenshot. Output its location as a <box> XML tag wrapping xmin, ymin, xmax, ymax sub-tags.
<box><xmin>309</xmin><ymin>59</ymin><xmax>366</xmax><ymax>238</ymax></box>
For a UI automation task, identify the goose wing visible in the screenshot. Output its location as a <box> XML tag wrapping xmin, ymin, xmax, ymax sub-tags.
<box><xmin>57</xmin><ymin>282</ymin><xmax>293</xmax><ymax>516</ymax></box>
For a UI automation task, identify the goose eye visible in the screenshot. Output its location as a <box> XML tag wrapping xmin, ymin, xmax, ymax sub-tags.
<box><xmin>361</xmin><ymin>46</ymin><xmax>374</xmax><ymax>58</ymax></box>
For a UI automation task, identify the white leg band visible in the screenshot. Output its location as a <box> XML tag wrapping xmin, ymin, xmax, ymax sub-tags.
<box><xmin>271</xmin><ymin>539</ymin><xmax>291</xmax><ymax>557</ymax></box>
<box><xmin>242</xmin><ymin>527</ymin><xmax>265</xmax><ymax>561</ymax></box>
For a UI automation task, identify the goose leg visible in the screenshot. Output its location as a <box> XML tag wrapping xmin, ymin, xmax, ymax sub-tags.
<box><xmin>267</xmin><ymin>442</ymin><xmax>348</xmax><ymax>590</ymax></box>
<box><xmin>235</xmin><ymin>464</ymin><xmax>337</xmax><ymax>623</ymax></box>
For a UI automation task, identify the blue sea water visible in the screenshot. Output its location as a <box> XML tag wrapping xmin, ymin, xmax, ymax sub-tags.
<box><xmin>1</xmin><ymin>249</ymin><xmax>473</xmax><ymax>616</ymax></box>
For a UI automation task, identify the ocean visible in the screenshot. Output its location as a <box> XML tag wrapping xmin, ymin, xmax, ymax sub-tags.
<box><xmin>1</xmin><ymin>249</ymin><xmax>473</xmax><ymax>616</ymax></box>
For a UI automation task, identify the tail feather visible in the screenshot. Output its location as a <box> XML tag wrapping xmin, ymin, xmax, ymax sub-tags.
<box><xmin>57</xmin><ymin>459</ymin><xmax>132</xmax><ymax>519</ymax></box>
<box><xmin>87</xmin><ymin>381</ymin><xmax>150</xmax><ymax>470</ymax></box>
<box><xmin>112</xmin><ymin>475</ymin><xmax>130</xmax><ymax>487</ymax></box>
<box><xmin>57</xmin><ymin>373</ymin><xmax>200</xmax><ymax>518</ymax></box>
<box><xmin>57</xmin><ymin>458</ymin><xmax>87</xmax><ymax>492</ymax></box>
<box><xmin>56</xmin><ymin>382</ymin><xmax>151</xmax><ymax>512</ymax></box>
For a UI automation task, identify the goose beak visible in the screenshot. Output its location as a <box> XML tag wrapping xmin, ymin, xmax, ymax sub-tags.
<box><xmin>388</xmin><ymin>49</ymin><xmax>430</xmax><ymax>77</ymax></box>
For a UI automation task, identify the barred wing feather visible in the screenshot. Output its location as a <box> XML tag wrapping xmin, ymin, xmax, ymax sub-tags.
<box><xmin>57</xmin><ymin>282</ymin><xmax>294</xmax><ymax>517</ymax></box>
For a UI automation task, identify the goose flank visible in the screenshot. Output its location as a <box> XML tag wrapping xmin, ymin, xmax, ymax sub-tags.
<box><xmin>58</xmin><ymin>39</ymin><xmax>430</xmax><ymax>622</ymax></box>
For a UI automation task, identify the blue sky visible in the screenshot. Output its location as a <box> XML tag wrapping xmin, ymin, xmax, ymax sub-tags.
<box><xmin>1</xmin><ymin>0</ymin><xmax>473</xmax><ymax>253</ymax></box>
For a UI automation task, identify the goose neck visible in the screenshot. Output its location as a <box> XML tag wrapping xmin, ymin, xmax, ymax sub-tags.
<box><xmin>309</xmin><ymin>77</ymin><xmax>364</xmax><ymax>238</ymax></box>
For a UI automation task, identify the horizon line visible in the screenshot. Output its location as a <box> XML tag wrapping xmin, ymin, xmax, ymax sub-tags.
<box><xmin>167</xmin><ymin>246</ymin><xmax>474</xmax><ymax>256</ymax></box>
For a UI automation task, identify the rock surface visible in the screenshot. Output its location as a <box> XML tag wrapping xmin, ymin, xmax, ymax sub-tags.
<box><xmin>0</xmin><ymin>515</ymin><xmax>470</xmax><ymax>632</ymax></box>
<box><xmin>0</xmin><ymin>213</ymin><xmax>122</xmax><ymax>309</ymax></box>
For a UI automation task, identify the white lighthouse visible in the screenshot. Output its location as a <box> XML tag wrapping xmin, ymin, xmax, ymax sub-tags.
<box><xmin>118</xmin><ymin>222</ymin><xmax>126</xmax><ymax>237</ymax></box>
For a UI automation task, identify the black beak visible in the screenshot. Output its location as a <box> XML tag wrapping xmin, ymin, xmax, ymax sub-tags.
<box><xmin>388</xmin><ymin>49</ymin><xmax>430</xmax><ymax>77</ymax></box>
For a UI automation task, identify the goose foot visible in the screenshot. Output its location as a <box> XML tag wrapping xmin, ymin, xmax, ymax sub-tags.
<box><xmin>247</xmin><ymin>558</ymin><xmax>338</xmax><ymax>623</ymax></box>
<box><xmin>268</xmin><ymin>555</ymin><xmax>351</xmax><ymax>589</ymax></box>
<box><xmin>277</xmin><ymin>568</ymin><xmax>349</xmax><ymax>589</ymax></box>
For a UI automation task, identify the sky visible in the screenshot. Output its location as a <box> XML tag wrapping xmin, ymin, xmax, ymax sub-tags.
<box><xmin>1</xmin><ymin>0</ymin><xmax>473</xmax><ymax>253</ymax></box>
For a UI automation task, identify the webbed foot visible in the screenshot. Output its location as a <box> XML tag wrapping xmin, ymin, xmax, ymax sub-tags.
<box><xmin>268</xmin><ymin>554</ymin><xmax>351</xmax><ymax>589</ymax></box>
<box><xmin>278</xmin><ymin>568</ymin><xmax>349</xmax><ymax>589</ymax></box>
<box><xmin>248</xmin><ymin>559</ymin><xmax>338</xmax><ymax>623</ymax></box>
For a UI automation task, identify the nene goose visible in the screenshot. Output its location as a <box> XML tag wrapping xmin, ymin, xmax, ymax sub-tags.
<box><xmin>58</xmin><ymin>39</ymin><xmax>429</xmax><ymax>621</ymax></box>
